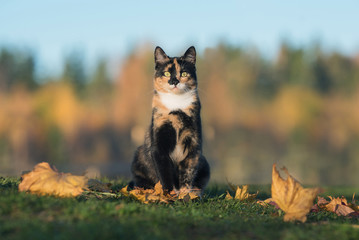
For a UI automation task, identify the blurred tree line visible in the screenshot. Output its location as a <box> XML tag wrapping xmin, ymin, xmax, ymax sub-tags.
<box><xmin>0</xmin><ymin>42</ymin><xmax>358</xmax><ymax>185</ymax></box>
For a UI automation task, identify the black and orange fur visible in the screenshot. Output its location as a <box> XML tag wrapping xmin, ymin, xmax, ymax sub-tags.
<box><xmin>130</xmin><ymin>46</ymin><xmax>210</xmax><ymax>192</ymax></box>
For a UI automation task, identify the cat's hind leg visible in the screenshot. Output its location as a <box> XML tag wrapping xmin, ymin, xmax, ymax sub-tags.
<box><xmin>130</xmin><ymin>146</ymin><xmax>158</xmax><ymax>189</ymax></box>
<box><xmin>192</xmin><ymin>155</ymin><xmax>210</xmax><ymax>190</ymax></box>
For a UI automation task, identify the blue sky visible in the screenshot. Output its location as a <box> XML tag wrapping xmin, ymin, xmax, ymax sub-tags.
<box><xmin>1</xmin><ymin>0</ymin><xmax>359</xmax><ymax>75</ymax></box>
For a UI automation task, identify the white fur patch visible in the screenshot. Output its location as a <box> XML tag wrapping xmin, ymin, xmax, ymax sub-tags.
<box><xmin>170</xmin><ymin>144</ymin><xmax>185</xmax><ymax>162</ymax></box>
<box><xmin>158</xmin><ymin>90</ymin><xmax>196</xmax><ymax>111</ymax></box>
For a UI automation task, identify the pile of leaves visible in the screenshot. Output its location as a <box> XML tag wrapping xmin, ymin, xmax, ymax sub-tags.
<box><xmin>120</xmin><ymin>182</ymin><xmax>200</xmax><ymax>204</ymax></box>
<box><xmin>18</xmin><ymin>162</ymin><xmax>359</xmax><ymax>223</ymax></box>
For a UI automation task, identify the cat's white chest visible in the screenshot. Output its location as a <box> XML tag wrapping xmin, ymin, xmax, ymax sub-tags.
<box><xmin>158</xmin><ymin>91</ymin><xmax>195</xmax><ymax>110</ymax></box>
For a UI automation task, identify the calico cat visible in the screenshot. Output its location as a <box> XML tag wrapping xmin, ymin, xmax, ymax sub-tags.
<box><xmin>130</xmin><ymin>46</ymin><xmax>210</xmax><ymax>192</ymax></box>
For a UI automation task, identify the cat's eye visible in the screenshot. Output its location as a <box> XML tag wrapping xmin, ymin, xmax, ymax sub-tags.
<box><xmin>181</xmin><ymin>72</ymin><xmax>188</xmax><ymax>77</ymax></box>
<box><xmin>164</xmin><ymin>71</ymin><xmax>171</xmax><ymax>77</ymax></box>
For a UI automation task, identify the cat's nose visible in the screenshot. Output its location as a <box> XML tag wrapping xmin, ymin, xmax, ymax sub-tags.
<box><xmin>168</xmin><ymin>79</ymin><xmax>179</xmax><ymax>86</ymax></box>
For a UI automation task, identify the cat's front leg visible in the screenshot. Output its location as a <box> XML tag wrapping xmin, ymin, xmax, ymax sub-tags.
<box><xmin>152</xmin><ymin>122</ymin><xmax>178</xmax><ymax>191</ymax></box>
<box><xmin>152</xmin><ymin>150</ymin><xmax>177</xmax><ymax>191</ymax></box>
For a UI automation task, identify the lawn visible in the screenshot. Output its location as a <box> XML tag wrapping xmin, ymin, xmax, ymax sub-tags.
<box><xmin>1</xmin><ymin>177</ymin><xmax>359</xmax><ymax>240</ymax></box>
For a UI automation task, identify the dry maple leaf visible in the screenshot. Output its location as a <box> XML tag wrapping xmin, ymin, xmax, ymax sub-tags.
<box><xmin>271</xmin><ymin>163</ymin><xmax>319</xmax><ymax>222</ymax></box>
<box><xmin>323</xmin><ymin>196</ymin><xmax>356</xmax><ymax>216</ymax></box>
<box><xmin>177</xmin><ymin>187</ymin><xmax>201</xmax><ymax>201</ymax></box>
<box><xmin>325</xmin><ymin>196</ymin><xmax>348</xmax><ymax>212</ymax></box>
<box><xmin>234</xmin><ymin>185</ymin><xmax>258</xmax><ymax>201</ymax></box>
<box><xmin>19</xmin><ymin>162</ymin><xmax>88</xmax><ymax>197</ymax></box>
<box><xmin>225</xmin><ymin>185</ymin><xmax>258</xmax><ymax>201</ymax></box>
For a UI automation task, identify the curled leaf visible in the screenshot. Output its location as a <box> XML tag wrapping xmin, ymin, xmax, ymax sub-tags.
<box><xmin>19</xmin><ymin>162</ymin><xmax>88</xmax><ymax>197</ymax></box>
<box><xmin>323</xmin><ymin>196</ymin><xmax>356</xmax><ymax>216</ymax></box>
<box><xmin>325</xmin><ymin>196</ymin><xmax>348</xmax><ymax>212</ymax></box>
<box><xmin>271</xmin><ymin>164</ymin><xmax>319</xmax><ymax>222</ymax></box>
<box><xmin>234</xmin><ymin>185</ymin><xmax>258</xmax><ymax>201</ymax></box>
<box><xmin>225</xmin><ymin>184</ymin><xmax>258</xmax><ymax>201</ymax></box>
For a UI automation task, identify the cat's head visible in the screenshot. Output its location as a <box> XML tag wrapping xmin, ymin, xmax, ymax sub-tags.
<box><xmin>154</xmin><ymin>46</ymin><xmax>197</xmax><ymax>95</ymax></box>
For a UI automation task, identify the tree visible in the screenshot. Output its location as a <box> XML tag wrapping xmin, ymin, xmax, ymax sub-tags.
<box><xmin>61</xmin><ymin>50</ymin><xmax>86</xmax><ymax>92</ymax></box>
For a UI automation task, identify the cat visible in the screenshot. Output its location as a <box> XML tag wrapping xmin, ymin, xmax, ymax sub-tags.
<box><xmin>130</xmin><ymin>46</ymin><xmax>210</xmax><ymax>193</ymax></box>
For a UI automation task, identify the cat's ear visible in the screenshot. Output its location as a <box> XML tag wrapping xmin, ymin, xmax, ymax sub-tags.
<box><xmin>154</xmin><ymin>46</ymin><xmax>169</xmax><ymax>64</ymax></box>
<box><xmin>183</xmin><ymin>46</ymin><xmax>196</xmax><ymax>64</ymax></box>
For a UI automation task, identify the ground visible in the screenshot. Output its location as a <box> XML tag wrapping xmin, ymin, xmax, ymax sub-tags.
<box><xmin>1</xmin><ymin>177</ymin><xmax>359</xmax><ymax>240</ymax></box>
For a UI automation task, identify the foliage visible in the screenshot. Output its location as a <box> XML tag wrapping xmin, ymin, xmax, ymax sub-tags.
<box><xmin>1</xmin><ymin>43</ymin><xmax>359</xmax><ymax>185</ymax></box>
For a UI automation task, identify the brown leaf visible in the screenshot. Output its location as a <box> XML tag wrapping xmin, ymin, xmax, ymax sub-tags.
<box><xmin>335</xmin><ymin>204</ymin><xmax>355</xmax><ymax>216</ymax></box>
<box><xmin>271</xmin><ymin>164</ymin><xmax>319</xmax><ymax>222</ymax></box>
<box><xmin>18</xmin><ymin>162</ymin><xmax>88</xmax><ymax>197</ymax></box>
<box><xmin>176</xmin><ymin>187</ymin><xmax>201</xmax><ymax>201</ymax></box>
<box><xmin>322</xmin><ymin>196</ymin><xmax>358</xmax><ymax>217</ymax></box>
<box><xmin>317</xmin><ymin>196</ymin><xmax>329</xmax><ymax>206</ymax></box>
<box><xmin>325</xmin><ymin>196</ymin><xmax>348</xmax><ymax>212</ymax></box>
<box><xmin>234</xmin><ymin>185</ymin><xmax>258</xmax><ymax>201</ymax></box>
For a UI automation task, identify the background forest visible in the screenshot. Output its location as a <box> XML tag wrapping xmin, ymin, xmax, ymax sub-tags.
<box><xmin>1</xmin><ymin>42</ymin><xmax>359</xmax><ymax>185</ymax></box>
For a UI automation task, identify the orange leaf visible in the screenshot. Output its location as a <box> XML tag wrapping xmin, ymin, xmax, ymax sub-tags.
<box><xmin>154</xmin><ymin>182</ymin><xmax>164</xmax><ymax>195</ymax></box>
<box><xmin>120</xmin><ymin>185</ymin><xmax>129</xmax><ymax>196</ymax></box>
<box><xmin>225</xmin><ymin>191</ymin><xmax>233</xmax><ymax>200</ymax></box>
<box><xmin>177</xmin><ymin>187</ymin><xmax>201</xmax><ymax>201</ymax></box>
<box><xmin>18</xmin><ymin>162</ymin><xmax>87</xmax><ymax>197</ymax></box>
<box><xmin>234</xmin><ymin>185</ymin><xmax>258</xmax><ymax>201</ymax></box>
<box><xmin>271</xmin><ymin>164</ymin><xmax>319</xmax><ymax>222</ymax></box>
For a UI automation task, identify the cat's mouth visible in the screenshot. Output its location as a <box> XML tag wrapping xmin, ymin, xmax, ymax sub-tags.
<box><xmin>168</xmin><ymin>82</ymin><xmax>190</xmax><ymax>94</ymax></box>
<box><xmin>169</xmin><ymin>84</ymin><xmax>181</xmax><ymax>91</ymax></box>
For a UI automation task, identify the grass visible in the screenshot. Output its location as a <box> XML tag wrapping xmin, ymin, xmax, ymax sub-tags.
<box><xmin>1</xmin><ymin>177</ymin><xmax>359</xmax><ymax>240</ymax></box>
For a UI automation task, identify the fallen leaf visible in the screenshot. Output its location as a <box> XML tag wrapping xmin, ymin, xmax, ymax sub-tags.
<box><xmin>19</xmin><ymin>162</ymin><xmax>88</xmax><ymax>197</ymax></box>
<box><xmin>271</xmin><ymin>164</ymin><xmax>319</xmax><ymax>222</ymax></box>
<box><xmin>325</xmin><ymin>196</ymin><xmax>348</xmax><ymax>212</ymax></box>
<box><xmin>335</xmin><ymin>204</ymin><xmax>355</xmax><ymax>216</ymax></box>
<box><xmin>177</xmin><ymin>187</ymin><xmax>201</xmax><ymax>201</ymax></box>
<box><xmin>317</xmin><ymin>196</ymin><xmax>329</xmax><ymax>206</ymax></box>
<box><xmin>225</xmin><ymin>191</ymin><xmax>233</xmax><ymax>200</ymax></box>
<box><xmin>225</xmin><ymin>184</ymin><xmax>258</xmax><ymax>201</ymax></box>
<box><xmin>120</xmin><ymin>185</ymin><xmax>129</xmax><ymax>196</ymax></box>
<box><xmin>322</xmin><ymin>196</ymin><xmax>358</xmax><ymax>217</ymax></box>
<box><xmin>234</xmin><ymin>185</ymin><xmax>258</xmax><ymax>201</ymax></box>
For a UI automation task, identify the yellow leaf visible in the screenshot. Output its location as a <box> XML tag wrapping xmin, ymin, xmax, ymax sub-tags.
<box><xmin>234</xmin><ymin>185</ymin><xmax>258</xmax><ymax>201</ymax></box>
<box><xmin>177</xmin><ymin>187</ymin><xmax>201</xmax><ymax>201</ymax></box>
<box><xmin>225</xmin><ymin>191</ymin><xmax>233</xmax><ymax>200</ymax></box>
<box><xmin>271</xmin><ymin>164</ymin><xmax>319</xmax><ymax>222</ymax></box>
<box><xmin>120</xmin><ymin>185</ymin><xmax>129</xmax><ymax>196</ymax></box>
<box><xmin>154</xmin><ymin>182</ymin><xmax>164</xmax><ymax>195</ymax></box>
<box><xmin>18</xmin><ymin>162</ymin><xmax>87</xmax><ymax>197</ymax></box>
